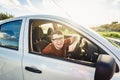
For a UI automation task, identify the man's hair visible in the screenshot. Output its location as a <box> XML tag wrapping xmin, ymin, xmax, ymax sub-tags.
<box><xmin>50</xmin><ymin>30</ymin><xmax>63</xmax><ymax>39</ymax></box>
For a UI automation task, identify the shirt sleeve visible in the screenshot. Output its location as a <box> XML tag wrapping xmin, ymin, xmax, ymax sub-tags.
<box><xmin>64</xmin><ymin>38</ymin><xmax>71</xmax><ymax>46</ymax></box>
<box><xmin>42</xmin><ymin>44</ymin><xmax>52</xmax><ymax>54</ymax></box>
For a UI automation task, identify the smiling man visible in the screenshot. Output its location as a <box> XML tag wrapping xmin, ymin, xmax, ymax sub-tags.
<box><xmin>42</xmin><ymin>30</ymin><xmax>79</xmax><ymax>57</ymax></box>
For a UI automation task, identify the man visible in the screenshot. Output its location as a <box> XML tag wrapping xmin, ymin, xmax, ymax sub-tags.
<box><xmin>42</xmin><ymin>30</ymin><xmax>79</xmax><ymax>57</ymax></box>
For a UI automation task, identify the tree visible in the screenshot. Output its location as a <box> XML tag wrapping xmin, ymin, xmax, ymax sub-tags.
<box><xmin>0</xmin><ymin>12</ymin><xmax>14</xmax><ymax>20</ymax></box>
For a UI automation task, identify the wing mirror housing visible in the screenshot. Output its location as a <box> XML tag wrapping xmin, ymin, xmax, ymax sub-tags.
<box><xmin>94</xmin><ymin>54</ymin><xmax>117</xmax><ymax>80</ymax></box>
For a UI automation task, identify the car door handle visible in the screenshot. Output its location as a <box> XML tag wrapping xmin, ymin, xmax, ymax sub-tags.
<box><xmin>25</xmin><ymin>66</ymin><xmax>42</xmax><ymax>73</ymax></box>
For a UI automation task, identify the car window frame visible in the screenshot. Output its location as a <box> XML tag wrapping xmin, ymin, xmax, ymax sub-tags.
<box><xmin>28</xmin><ymin>19</ymin><xmax>99</xmax><ymax>67</ymax></box>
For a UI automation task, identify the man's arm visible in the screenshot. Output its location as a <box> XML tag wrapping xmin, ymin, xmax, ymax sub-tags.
<box><xmin>68</xmin><ymin>34</ymin><xmax>80</xmax><ymax>52</ymax></box>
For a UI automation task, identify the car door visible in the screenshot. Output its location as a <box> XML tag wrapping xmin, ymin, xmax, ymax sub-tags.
<box><xmin>0</xmin><ymin>19</ymin><xmax>25</xmax><ymax>80</ymax></box>
<box><xmin>22</xmin><ymin>16</ymin><xmax>95</xmax><ymax>80</ymax></box>
<box><xmin>23</xmin><ymin>53</ymin><xmax>95</xmax><ymax>80</ymax></box>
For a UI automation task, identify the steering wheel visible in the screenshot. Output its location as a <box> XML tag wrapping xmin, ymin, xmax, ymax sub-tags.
<box><xmin>66</xmin><ymin>37</ymin><xmax>98</xmax><ymax>62</ymax></box>
<box><xmin>79</xmin><ymin>38</ymin><xmax>88</xmax><ymax>55</ymax></box>
<box><xmin>66</xmin><ymin>37</ymin><xmax>88</xmax><ymax>59</ymax></box>
<box><xmin>66</xmin><ymin>41</ymin><xmax>80</xmax><ymax>59</ymax></box>
<box><xmin>80</xmin><ymin>38</ymin><xmax>97</xmax><ymax>62</ymax></box>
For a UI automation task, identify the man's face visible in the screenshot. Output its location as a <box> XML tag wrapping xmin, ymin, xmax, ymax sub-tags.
<box><xmin>51</xmin><ymin>34</ymin><xmax>64</xmax><ymax>50</ymax></box>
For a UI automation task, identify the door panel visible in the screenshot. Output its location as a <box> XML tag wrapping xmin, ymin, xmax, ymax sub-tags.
<box><xmin>23</xmin><ymin>53</ymin><xmax>95</xmax><ymax>80</ymax></box>
<box><xmin>0</xmin><ymin>48</ymin><xmax>23</xmax><ymax>80</ymax></box>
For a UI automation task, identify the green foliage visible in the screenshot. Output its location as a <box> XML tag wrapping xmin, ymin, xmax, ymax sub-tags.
<box><xmin>98</xmin><ymin>32</ymin><xmax>120</xmax><ymax>39</ymax></box>
<box><xmin>92</xmin><ymin>22</ymin><xmax>120</xmax><ymax>39</ymax></box>
<box><xmin>0</xmin><ymin>12</ymin><xmax>14</xmax><ymax>20</ymax></box>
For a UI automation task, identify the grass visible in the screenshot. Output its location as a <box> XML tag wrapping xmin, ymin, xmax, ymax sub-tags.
<box><xmin>97</xmin><ymin>31</ymin><xmax>120</xmax><ymax>39</ymax></box>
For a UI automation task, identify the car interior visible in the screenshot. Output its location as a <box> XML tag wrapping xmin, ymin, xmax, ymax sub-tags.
<box><xmin>29</xmin><ymin>20</ymin><xmax>99</xmax><ymax>63</ymax></box>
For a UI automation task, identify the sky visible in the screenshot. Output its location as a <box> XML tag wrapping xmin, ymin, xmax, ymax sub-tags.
<box><xmin>0</xmin><ymin>0</ymin><xmax>120</xmax><ymax>27</ymax></box>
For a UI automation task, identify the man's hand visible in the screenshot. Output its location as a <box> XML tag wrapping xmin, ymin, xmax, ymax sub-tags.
<box><xmin>68</xmin><ymin>34</ymin><xmax>80</xmax><ymax>52</ymax></box>
<box><xmin>68</xmin><ymin>43</ymin><xmax>77</xmax><ymax>52</ymax></box>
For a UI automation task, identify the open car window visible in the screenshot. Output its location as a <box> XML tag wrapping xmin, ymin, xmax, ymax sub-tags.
<box><xmin>29</xmin><ymin>19</ymin><xmax>110</xmax><ymax>66</ymax></box>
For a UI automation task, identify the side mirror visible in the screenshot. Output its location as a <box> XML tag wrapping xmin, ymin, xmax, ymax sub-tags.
<box><xmin>94</xmin><ymin>54</ymin><xmax>116</xmax><ymax>80</ymax></box>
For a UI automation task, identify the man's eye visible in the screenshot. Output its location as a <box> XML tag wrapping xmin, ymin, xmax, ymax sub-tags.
<box><xmin>52</xmin><ymin>37</ymin><xmax>64</xmax><ymax>41</ymax></box>
<box><xmin>52</xmin><ymin>38</ymin><xmax>59</xmax><ymax>41</ymax></box>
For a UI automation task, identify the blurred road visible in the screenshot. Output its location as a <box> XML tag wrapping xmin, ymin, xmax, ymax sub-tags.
<box><xmin>108</xmin><ymin>38</ymin><xmax>120</xmax><ymax>46</ymax></box>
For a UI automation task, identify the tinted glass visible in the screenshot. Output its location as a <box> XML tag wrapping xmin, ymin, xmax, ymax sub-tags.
<box><xmin>0</xmin><ymin>20</ymin><xmax>22</xmax><ymax>50</ymax></box>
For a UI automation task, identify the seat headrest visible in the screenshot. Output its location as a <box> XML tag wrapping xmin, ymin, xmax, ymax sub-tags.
<box><xmin>32</xmin><ymin>27</ymin><xmax>44</xmax><ymax>42</ymax></box>
<box><xmin>47</xmin><ymin>27</ymin><xmax>53</xmax><ymax>35</ymax></box>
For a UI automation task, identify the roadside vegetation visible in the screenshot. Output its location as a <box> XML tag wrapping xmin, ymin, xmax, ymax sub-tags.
<box><xmin>98</xmin><ymin>31</ymin><xmax>120</xmax><ymax>39</ymax></box>
<box><xmin>92</xmin><ymin>22</ymin><xmax>120</xmax><ymax>48</ymax></box>
<box><xmin>92</xmin><ymin>22</ymin><xmax>120</xmax><ymax>39</ymax></box>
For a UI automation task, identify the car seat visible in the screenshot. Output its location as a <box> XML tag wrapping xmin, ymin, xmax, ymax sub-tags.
<box><xmin>32</xmin><ymin>27</ymin><xmax>49</xmax><ymax>52</ymax></box>
<box><xmin>46</xmin><ymin>27</ymin><xmax>53</xmax><ymax>42</ymax></box>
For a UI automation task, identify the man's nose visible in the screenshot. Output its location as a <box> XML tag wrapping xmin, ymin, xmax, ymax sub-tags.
<box><xmin>57</xmin><ymin>39</ymin><xmax>61</xmax><ymax>42</ymax></box>
<box><xmin>57</xmin><ymin>39</ymin><xmax>63</xmax><ymax>43</ymax></box>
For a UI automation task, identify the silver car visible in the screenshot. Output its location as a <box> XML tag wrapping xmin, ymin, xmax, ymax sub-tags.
<box><xmin>0</xmin><ymin>15</ymin><xmax>120</xmax><ymax>80</ymax></box>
